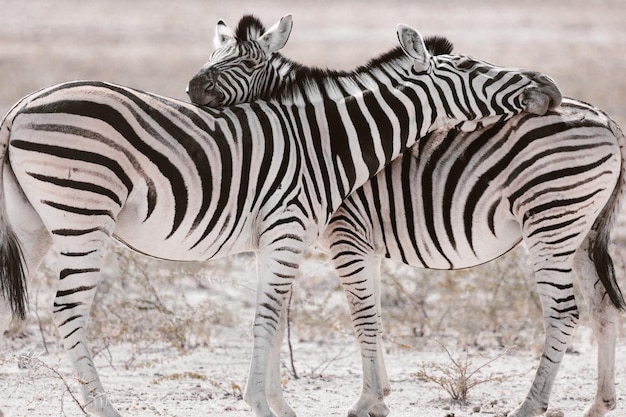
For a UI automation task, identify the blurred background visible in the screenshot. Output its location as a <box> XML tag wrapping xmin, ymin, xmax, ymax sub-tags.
<box><xmin>2</xmin><ymin>0</ymin><xmax>626</xmax><ymax>122</ymax></box>
<box><xmin>1</xmin><ymin>0</ymin><xmax>625</xmax><ymax>366</ymax></box>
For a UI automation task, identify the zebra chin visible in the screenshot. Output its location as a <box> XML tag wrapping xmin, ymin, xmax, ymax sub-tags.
<box><xmin>187</xmin><ymin>90</ymin><xmax>224</xmax><ymax>107</ymax></box>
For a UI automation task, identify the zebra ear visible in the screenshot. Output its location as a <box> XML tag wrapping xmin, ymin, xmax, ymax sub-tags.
<box><xmin>257</xmin><ymin>14</ymin><xmax>293</xmax><ymax>55</ymax></box>
<box><xmin>214</xmin><ymin>19</ymin><xmax>237</xmax><ymax>49</ymax></box>
<box><xmin>396</xmin><ymin>24</ymin><xmax>431</xmax><ymax>72</ymax></box>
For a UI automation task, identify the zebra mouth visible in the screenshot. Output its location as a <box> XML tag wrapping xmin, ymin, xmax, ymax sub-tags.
<box><xmin>203</xmin><ymin>90</ymin><xmax>225</xmax><ymax>107</ymax></box>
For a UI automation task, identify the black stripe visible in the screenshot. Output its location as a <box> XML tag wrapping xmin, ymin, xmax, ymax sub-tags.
<box><xmin>51</xmin><ymin>227</ymin><xmax>106</xmax><ymax>236</ymax></box>
<box><xmin>345</xmin><ymin>94</ymin><xmax>378</xmax><ymax>177</ymax></box>
<box><xmin>325</xmin><ymin>99</ymin><xmax>352</xmax><ymax>197</ymax></box>
<box><xmin>60</xmin><ymin>268</ymin><xmax>100</xmax><ymax>280</ymax></box>
<box><xmin>304</xmin><ymin>104</ymin><xmax>335</xmax><ymax>216</ymax></box>
<box><xmin>399</xmin><ymin>151</ymin><xmax>427</xmax><ymax>266</ymax></box>
<box><xmin>260</xmin><ymin>103</ymin><xmax>299</xmax><ymax>213</ymax></box>
<box><xmin>28</xmin><ymin>172</ymin><xmax>122</xmax><ymax>206</ymax></box>
<box><xmin>56</xmin><ymin>285</ymin><xmax>97</xmax><ymax>298</ymax></box>
<box><xmin>420</xmin><ymin>130</ymin><xmax>453</xmax><ymax>266</ymax></box>
<box><xmin>43</xmin><ymin>200</ymin><xmax>114</xmax><ymax>219</ymax></box>
<box><xmin>383</xmin><ymin>162</ymin><xmax>406</xmax><ymax>263</ymax></box>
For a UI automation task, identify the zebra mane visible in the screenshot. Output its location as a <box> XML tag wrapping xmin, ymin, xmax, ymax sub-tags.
<box><xmin>230</xmin><ymin>15</ymin><xmax>455</xmax><ymax>104</ymax></box>
<box><xmin>267</xmin><ymin>36</ymin><xmax>454</xmax><ymax>104</ymax></box>
<box><xmin>235</xmin><ymin>15</ymin><xmax>267</xmax><ymax>42</ymax></box>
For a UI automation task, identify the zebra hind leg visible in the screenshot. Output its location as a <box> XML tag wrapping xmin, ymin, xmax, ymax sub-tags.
<box><xmin>508</xmin><ymin>257</ymin><xmax>579</xmax><ymax>417</ymax></box>
<box><xmin>50</xmin><ymin>227</ymin><xmax>121</xmax><ymax>417</ymax></box>
<box><xmin>575</xmin><ymin>237</ymin><xmax>619</xmax><ymax>417</ymax></box>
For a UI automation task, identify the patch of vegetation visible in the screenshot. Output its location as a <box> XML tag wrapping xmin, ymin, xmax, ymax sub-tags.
<box><xmin>151</xmin><ymin>371</ymin><xmax>207</xmax><ymax>384</ymax></box>
<box><xmin>413</xmin><ymin>341</ymin><xmax>513</xmax><ymax>403</ymax></box>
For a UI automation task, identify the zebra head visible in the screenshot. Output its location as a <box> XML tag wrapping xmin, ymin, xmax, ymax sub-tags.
<box><xmin>394</xmin><ymin>24</ymin><xmax>562</xmax><ymax>121</ymax></box>
<box><xmin>186</xmin><ymin>14</ymin><xmax>292</xmax><ymax>106</ymax></box>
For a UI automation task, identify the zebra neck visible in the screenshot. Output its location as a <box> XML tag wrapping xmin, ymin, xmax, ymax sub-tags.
<box><xmin>307</xmin><ymin>84</ymin><xmax>422</xmax><ymax>212</ymax></box>
<box><xmin>268</xmin><ymin>52</ymin><xmax>412</xmax><ymax>105</ymax></box>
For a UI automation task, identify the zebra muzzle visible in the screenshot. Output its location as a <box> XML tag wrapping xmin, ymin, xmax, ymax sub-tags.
<box><xmin>521</xmin><ymin>73</ymin><xmax>563</xmax><ymax>115</ymax></box>
<box><xmin>186</xmin><ymin>73</ymin><xmax>225</xmax><ymax>107</ymax></box>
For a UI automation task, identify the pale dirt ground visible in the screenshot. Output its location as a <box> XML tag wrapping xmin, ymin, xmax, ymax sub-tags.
<box><xmin>1</xmin><ymin>1</ymin><xmax>626</xmax><ymax>417</ymax></box>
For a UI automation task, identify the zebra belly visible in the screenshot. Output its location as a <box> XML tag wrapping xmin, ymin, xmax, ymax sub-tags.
<box><xmin>380</xmin><ymin>192</ymin><xmax>522</xmax><ymax>270</ymax></box>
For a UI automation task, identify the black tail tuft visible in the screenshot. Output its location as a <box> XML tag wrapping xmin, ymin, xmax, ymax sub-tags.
<box><xmin>0</xmin><ymin>226</ymin><xmax>27</xmax><ymax>319</ymax></box>
<box><xmin>590</xmin><ymin>218</ymin><xmax>625</xmax><ymax>311</ymax></box>
<box><xmin>589</xmin><ymin>116</ymin><xmax>625</xmax><ymax>311</ymax></box>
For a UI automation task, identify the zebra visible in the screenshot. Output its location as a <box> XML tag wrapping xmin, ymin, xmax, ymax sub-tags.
<box><xmin>187</xmin><ymin>15</ymin><xmax>624</xmax><ymax>417</ymax></box>
<box><xmin>0</xmin><ymin>20</ymin><xmax>559</xmax><ymax>417</ymax></box>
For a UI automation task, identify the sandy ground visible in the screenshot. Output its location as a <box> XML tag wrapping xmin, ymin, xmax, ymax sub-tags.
<box><xmin>3</xmin><ymin>335</ymin><xmax>626</xmax><ymax>417</ymax></box>
<box><xmin>1</xmin><ymin>1</ymin><xmax>626</xmax><ymax>416</ymax></box>
<box><xmin>2</xmin><ymin>252</ymin><xmax>626</xmax><ymax>417</ymax></box>
<box><xmin>1</xmin><ymin>254</ymin><xmax>625</xmax><ymax>417</ymax></box>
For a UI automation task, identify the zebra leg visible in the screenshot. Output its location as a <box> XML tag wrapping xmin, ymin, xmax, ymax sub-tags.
<box><xmin>51</xmin><ymin>228</ymin><xmax>121</xmax><ymax>417</ymax></box>
<box><xmin>575</xmin><ymin>241</ymin><xmax>618</xmax><ymax>417</ymax></box>
<box><xmin>266</xmin><ymin>300</ymin><xmax>296</xmax><ymax>417</ymax></box>
<box><xmin>335</xmin><ymin>249</ymin><xmax>389</xmax><ymax>417</ymax></box>
<box><xmin>244</xmin><ymin>230</ymin><xmax>305</xmax><ymax>417</ymax></box>
<box><xmin>373</xmin><ymin>262</ymin><xmax>391</xmax><ymax>399</ymax></box>
<box><xmin>509</xmin><ymin>256</ymin><xmax>579</xmax><ymax>417</ymax></box>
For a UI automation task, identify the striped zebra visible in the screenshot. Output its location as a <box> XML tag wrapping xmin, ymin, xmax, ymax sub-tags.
<box><xmin>187</xmin><ymin>15</ymin><xmax>624</xmax><ymax>417</ymax></box>
<box><xmin>0</xmin><ymin>21</ymin><xmax>558</xmax><ymax>417</ymax></box>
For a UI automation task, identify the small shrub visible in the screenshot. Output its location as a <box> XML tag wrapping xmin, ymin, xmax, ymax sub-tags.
<box><xmin>413</xmin><ymin>341</ymin><xmax>512</xmax><ymax>403</ymax></box>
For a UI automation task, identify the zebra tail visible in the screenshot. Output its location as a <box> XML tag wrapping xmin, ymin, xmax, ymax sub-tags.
<box><xmin>0</xmin><ymin>107</ymin><xmax>28</xmax><ymax>320</ymax></box>
<box><xmin>589</xmin><ymin>117</ymin><xmax>626</xmax><ymax>311</ymax></box>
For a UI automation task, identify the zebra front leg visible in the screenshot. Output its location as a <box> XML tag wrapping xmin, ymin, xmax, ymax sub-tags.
<box><xmin>575</xmin><ymin>243</ymin><xmax>618</xmax><ymax>417</ymax></box>
<box><xmin>373</xmin><ymin>259</ymin><xmax>391</xmax><ymax>399</ymax></box>
<box><xmin>335</xmin><ymin>249</ymin><xmax>389</xmax><ymax>417</ymax></box>
<box><xmin>266</xmin><ymin>299</ymin><xmax>296</xmax><ymax>417</ymax></box>
<box><xmin>509</xmin><ymin>266</ymin><xmax>579</xmax><ymax>417</ymax></box>
<box><xmin>52</xmin><ymin>233</ymin><xmax>120</xmax><ymax>417</ymax></box>
<box><xmin>244</xmin><ymin>232</ymin><xmax>305</xmax><ymax>417</ymax></box>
